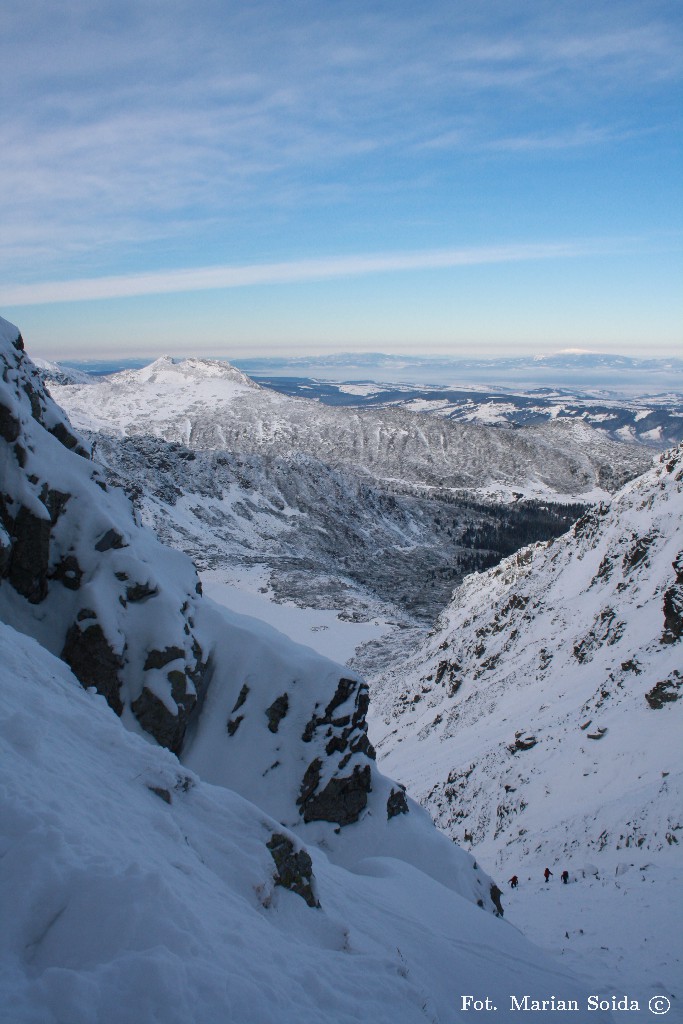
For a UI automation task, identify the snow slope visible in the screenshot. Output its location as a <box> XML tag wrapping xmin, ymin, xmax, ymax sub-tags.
<box><xmin>2</xmin><ymin>621</ymin><xmax>616</xmax><ymax>1024</ymax></box>
<box><xmin>370</xmin><ymin>445</ymin><xmax>683</xmax><ymax>1012</ymax></box>
<box><xmin>45</xmin><ymin>355</ymin><xmax>651</xmax><ymax>500</ymax></box>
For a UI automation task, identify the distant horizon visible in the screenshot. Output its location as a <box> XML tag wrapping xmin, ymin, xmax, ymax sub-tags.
<box><xmin>54</xmin><ymin>348</ymin><xmax>683</xmax><ymax>369</ymax></box>
<box><xmin>37</xmin><ymin>347</ymin><xmax>683</xmax><ymax>396</ymax></box>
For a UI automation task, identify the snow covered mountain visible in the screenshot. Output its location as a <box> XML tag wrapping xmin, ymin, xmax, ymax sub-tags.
<box><xmin>45</xmin><ymin>355</ymin><xmax>651</xmax><ymax>500</ymax></box>
<box><xmin>369</xmin><ymin>443</ymin><xmax>682</xmax><ymax>1009</ymax></box>
<box><xmin>84</xmin><ymin>430</ymin><xmax>586</xmax><ymax>641</ymax></box>
<box><xmin>3</xmin><ymin>316</ymin><xmax>619</xmax><ymax>1021</ymax></box>
<box><xmin>254</xmin><ymin>376</ymin><xmax>683</xmax><ymax>449</ymax></box>
<box><xmin>371</xmin><ymin>441</ymin><xmax>682</xmax><ymax>859</ymax></box>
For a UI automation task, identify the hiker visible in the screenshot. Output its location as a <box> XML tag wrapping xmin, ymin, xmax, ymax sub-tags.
<box><xmin>508</xmin><ymin>875</ymin><xmax>519</xmax><ymax>888</ymax></box>
<box><xmin>490</xmin><ymin>883</ymin><xmax>504</xmax><ymax>917</ymax></box>
<box><xmin>561</xmin><ymin>870</ymin><xmax>569</xmax><ymax>884</ymax></box>
<box><xmin>544</xmin><ymin>867</ymin><xmax>553</xmax><ymax>882</ymax></box>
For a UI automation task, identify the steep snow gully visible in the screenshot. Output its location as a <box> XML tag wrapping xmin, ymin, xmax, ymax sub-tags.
<box><xmin>1</xmin><ymin>315</ymin><xmax>679</xmax><ymax>1023</ymax></box>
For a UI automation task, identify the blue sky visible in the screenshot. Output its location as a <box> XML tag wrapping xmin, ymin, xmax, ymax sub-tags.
<box><xmin>1</xmin><ymin>0</ymin><xmax>681</xmax><ymax>360</ymax></box>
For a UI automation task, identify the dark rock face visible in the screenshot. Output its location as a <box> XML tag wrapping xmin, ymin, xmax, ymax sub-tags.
<box><xmin>133</xmin><ymin>687</ymin><xmax>189</xmax><ymax>754</ymax></box>
<box><xmin>143</xmin><ymin>646</ymin><xmax>185</xmax><ymax>671</ymax></box>
<box><xmin>95</xmin><ymin>528</ymin><xmax>127</xmax><ymax>552</ymax></box>
<box><xmin>147</xmin><ymin>785</ymin><xmax>172</xmax><ymax>804</ymax></box>
<box><xmin>227</xmin><ymin>715</ymin><xmax>243</xmax><ymax>736</ymax></box>
<box><xmin>61</xmin><ymin>621</ymin><xmax>124</xmax><ymax>715</ymax></box>
<box><xmin>7</xmin><ymin>505</ymin><xmax>51</xmax><ymax>603</ymax></box>
<box><xmin>41</xmin><ymin>487</ymin><xmax>71</xmax><ymax>523</ymax></box>
<box><xmin>231</xmin><ymin>683</ymin><xmax>249</xmax><ymax>713</ymax></box>
<box><xmin>297</xmin><ymin>674</ymin><xmax>376</xmax><ymax>827</ymax></box>
<box><xmin>50</xmin><ymin>553</ymin><xmax>83</xmax><ymax>590</ymax></box>
<box><xmin>134</xmin><ymin>642</ymin><xmax>209</xmax><ymax>754</ymax></box>
<box><xmin>298</xmin><ymin>763</ymin><xmax>372</xmax><ymax>826</ymax></box>
<box><xmin>387</xmin><ymin>786</ymin><xmax>410</xmax><ymax>819</ymax></box>
<box><xmin>509</xmin><ymin>732</ymin><xmax>537</xmax><ymax>753</ymax></box>
<box><xmin>302</xmin><ymin>677</ymin><xmax>376</xmax><ymax>760</ymax></box>
<box><xmin>1</xmin><ymin>324</ymin><xmax>213</xmax><ymax>759</ymax></box>
<box><xmin>265</xmin><ymin>693</ymin><xmax>289</xmax><ymax>733</ymax></box>
<box><xmin>490</xmin><ymin>883</ymin><xmax>504</xmax><ymax>917</ymax></box>
<box><xmin>297</xmin><ymin>758</ymin><xmax>322</xmax><ymax>807</ymax></box>
<box><xmin>48</xmin><ymin>419</ymin><xmax>90</xmax><ymax>457</ymax></box>
<box><xmin>0</xmin><ymin>401</ymin><xmax>20</xmax><ymax>442</ymax></box>
<box><xmin>125</xmin><ymin>581</ymin><xmax>159</xmax><ymax>603</ymax></box>
<box><xmin>266</xmin><ymin>833</ymin><xmax>318</xmax><ymax>908</ymax></box>
<box><xmin>645</xmin><ymin>672</ymin><xmax>682</xmax><ymax>709</ymax></box>
<box><xmin>132</xmin><ymin>664</ymin><xmax>199</xmax><ymax>754</ymax></box>
<box><xmin>662</xmin><ymin>585</ymin><xmax>682</xmax><ymax>644</ymax></box>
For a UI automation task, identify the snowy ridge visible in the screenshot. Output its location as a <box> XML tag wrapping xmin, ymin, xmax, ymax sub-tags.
<box><xmin>369</xmin><ymin>446</ymin><xmax>683</xmax><ymax>1006</ymax></box>
<box><xmin>46</xmin><ymin>356</ymin><xmax>652</xmax><ymax>500</ymax></box>
<box><xmin>371</xmin><ymin>444</ymin><xmax>682</xmax><ymax>862</ymax></box>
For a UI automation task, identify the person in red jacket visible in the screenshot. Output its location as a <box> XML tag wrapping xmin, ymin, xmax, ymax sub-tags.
<box><xmin>508</xmin><ymin>875</ymin><xmax>519</xmax><ymax>888</ymax></box>
<box><xmin>544</xmin><ymin>867</ymin><xmax>553</xmax><ymax>882</ymax></box>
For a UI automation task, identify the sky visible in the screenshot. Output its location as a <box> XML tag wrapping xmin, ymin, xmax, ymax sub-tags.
<box><xmin>1</xmin><ymin>0</ymin><xmax>682</xmax><ymax>361</ymax></box>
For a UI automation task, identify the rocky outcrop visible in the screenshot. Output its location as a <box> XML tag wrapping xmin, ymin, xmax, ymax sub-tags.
<box><xmin>387</xmin><ymin>785</ymin><xmax>410</xmax><ymax>819</ymax></box>
<box><xmin>302</xmin><ymin>677</ymin><xmax>375</xmax><ymax>760</ymax></box>
<box><xmin>265</xmin><ymin>693</ymin><xmax>289</xmax><ymax>733</ymax></box>
<box><xmin>293</xmin><ymin>676</ymin><xmax>378</xmax><ymax>826</ymax></box>
<box><xmin>645</xmin><ymin>673</ymin><xmax>682</xmax><ymax>709</ymax></box>
<box><xmin>298</xmin><ymin>762</ymin><xmax>372</xmax><ymax>826</ymax></box>
<box><xmin>660</xmin><ymin>551</ymin><xmax>683</xmax><ymax>644</ymax></box>
<box><xmin>6</xmin><ymin>504</ymin><xmax>51</xmax><ymax>602</ymax></box>
<box><xmin>61</xmin><ymin>618</ymin><xmax>124</xmax><ymax>715</ymax></box>
<box><xmin>143</xmin><ymin>646</ymin><xmax>185</xmax><ymax>670</ymax></box>
<box><xmin>0</xmin><ymin>315</ymin><xmax>211</xmax><ymax>756</ymax></box>
<box><xmin>133</xmin><ymin>643</ymin><xmax>210</xmax><ymax>752</ymax></box>
<box><xmin>50</xmin><ymin>553</ymin><xmax>83</xmax><ymax>590</ymax></box>
<box><xmin>266</xmin><ymin>833</ymin><xmax>318</xmax><ymax>907</ymax></box>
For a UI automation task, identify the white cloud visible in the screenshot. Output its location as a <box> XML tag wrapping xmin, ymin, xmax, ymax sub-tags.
<box><xmin>0</xmin><ymin>239</ymin><xmax>634</xmax><ymax>306</ymax></box>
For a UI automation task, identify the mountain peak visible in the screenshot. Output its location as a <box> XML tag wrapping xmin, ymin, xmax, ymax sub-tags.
<box><xmin>133</xmin><ymin>355</ymin><xmax>260</xmax><ymax>391</ymax></box>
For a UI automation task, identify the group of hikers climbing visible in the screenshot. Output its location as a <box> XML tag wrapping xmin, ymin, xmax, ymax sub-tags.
<box><xmin>508</xmin><ymin>867</ymin><xmax>570</xmax><ymax>888</ymax></box>
<box><xmin>490</xmin><ymin>867</ymin><xmax>570</xmax><ymax>918</ymax></box>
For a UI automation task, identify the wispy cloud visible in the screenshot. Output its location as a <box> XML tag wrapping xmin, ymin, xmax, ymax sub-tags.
<box><xmin>1</xmin><ymin>0</ymin><xmax>681</xmax><ymax>288</ymax></box>
<box><xmin>0</xmin><ymin>238</ymin><xmax>639</xmax><ymax>306</ymax></box>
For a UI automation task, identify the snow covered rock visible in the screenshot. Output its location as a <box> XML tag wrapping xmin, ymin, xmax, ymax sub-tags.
<box><xmin>0</xmin><ymin>317</ymin><xmax>212</xmax><ymax>752</ymax></box>
<box><xmin>370</xmin><ymin>443</ymin><xmax>683</xmax><ymax>868</ymax></box>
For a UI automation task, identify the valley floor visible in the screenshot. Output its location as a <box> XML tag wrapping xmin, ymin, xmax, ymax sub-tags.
<box><xmin>199</xmin><ymin>563</ymin><xmax>425</xmax><ymax>676</ymax></box>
